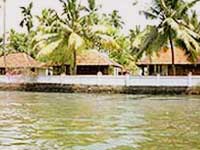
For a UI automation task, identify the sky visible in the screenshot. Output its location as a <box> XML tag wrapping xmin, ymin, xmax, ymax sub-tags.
<box><xmin>0</xmin><ymin>0</ymin><xmax>200</xmax><ymax>35</ymax></box>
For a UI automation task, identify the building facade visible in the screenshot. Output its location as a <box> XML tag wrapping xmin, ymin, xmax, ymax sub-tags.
<box><xmin>0</xmin><ymin>53</ymin><xmax>46</xmax><ymax>76</ymax></box>
<box><xmin>137</xmin><ymin>48</ymin><xmax>200</xmax><ymax>76</ymax></box>
<box><xmin>48</xmin><ymin>50</ymin><xmax>122</xmax><ymax>76</ymax></box>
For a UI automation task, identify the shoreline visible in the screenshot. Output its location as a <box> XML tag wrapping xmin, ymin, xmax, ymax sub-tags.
<box><xmin>0</xmin><ymin>83</ymin><xmax>199</xmax><ymax>95</ymax></box>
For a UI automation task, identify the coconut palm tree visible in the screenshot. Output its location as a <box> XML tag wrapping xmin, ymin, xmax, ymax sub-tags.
<box><xmin>109</xmin><ymin>10</ymin><xmax>124</xmax><ymax>29</ymax></box>
<box><xmin>36</xmin><ymin>9</ymin><xmax>57</xmax><ymax>26</ymax></box>
<box><xmin>83</xmin><ymin>0</ymin><xmax>100</xmax><ymax>25</ymax></box>
<box><xmin>129</xmin><ymin>25</ymin><xmax>141</xmax><ymax>46</ymax></box>
<box><xmin>20</xmin><ymin>2</ymin><xmax>33</xmax><ymax>33</ymax></box>
<box><xmin>132</xmin><ymin>0</ymin><xmax>200</xmax><ymax>75</ymax></box>
<box><xmin>186</xmin><ymin>11</ymin><xmax>200</xmax><ymax>34</ymax></box>
<box><xmin>33</xmin><ymin>0</ymin><xmax>86</xmax><ymax>75</ymax></box>
<box><xmin>33</xmin><ymin>0</ymin><xmax>119</xmax><ymax>75</ymax></box>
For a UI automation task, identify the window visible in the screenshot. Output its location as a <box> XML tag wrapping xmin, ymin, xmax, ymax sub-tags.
<box><xmin>0</xmin><ymin>68</ymin><xmax>6</xmax><ymax>75</ymax></box>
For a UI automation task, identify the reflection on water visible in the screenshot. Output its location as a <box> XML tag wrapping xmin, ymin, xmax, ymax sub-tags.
<box><xmin>0</xmin><ymin>92</ymin><xmax>199</xmax><ymax>150</ymax></box>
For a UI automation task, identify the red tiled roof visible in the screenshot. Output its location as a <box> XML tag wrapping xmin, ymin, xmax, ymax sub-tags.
<box><xmin>45</xmin><ymin>50</ymin><xmax>122</xmax><ymax>68</ymax></box>
<box><xmin>137</xmin><ymin>47</ymin><xmax>199</xmax><ymax>65</ymax></box>
<box><xmin>77</xmin><ymin>50</ymin><xmax>122</xmax><ymax>68</ymax></box>
<box><xmin>0</xmin><ymin>53</ymin><xmax>44</xmax><ymax>68</ymax></box>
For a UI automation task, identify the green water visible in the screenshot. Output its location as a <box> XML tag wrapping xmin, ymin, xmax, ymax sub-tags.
<box><xmin>0</xmin><ymin>92</ymin><xmax>199</xmax><ymax>150</ymax></box>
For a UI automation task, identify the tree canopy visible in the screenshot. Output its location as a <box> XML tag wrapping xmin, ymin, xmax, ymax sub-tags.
<box><xmin>32</xmin><ymin>0</ymin><xmax>121</xmax><ymax>74</ymax></box>
<box><xmin>132</xmin><ymin>0</ymin><xmax>200</xmax><ymax>75</ymax></box>
<box><xmin>1</xmin><ymin>0</ymin><xmax>200</xmax><ymax>75</ymax></box>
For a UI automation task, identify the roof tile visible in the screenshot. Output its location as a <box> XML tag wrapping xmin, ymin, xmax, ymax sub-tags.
<box><xmin>0</xmin><ymin>53</ymin><xmax>44</xmax><ymax>68</ymax></box>
<box><xmin>137</xmin><ymin>47</ymin><xmax>198</xmax><ymax>65</ymax></box>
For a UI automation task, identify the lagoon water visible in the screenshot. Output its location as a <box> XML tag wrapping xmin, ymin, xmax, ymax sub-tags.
<box><xmin>0</xmin><ymin>92</ymin><xmax>199</xmax><ymax>150</ymax></box>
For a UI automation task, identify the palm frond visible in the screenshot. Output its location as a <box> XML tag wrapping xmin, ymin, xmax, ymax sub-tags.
<box><xmin>132</xmin><ymin>26</ymin><xmax>158</xmax><ymax>58</ymax></box>
<box><xmin>97</xmin><ymin>34</ymin><xmax>120</xmax><ymax>50</ymax></box>
<box><xmin>89</xmin><ymin>25</ymin><xmax>110</xmax><ymax>34</ymax></box>
<box><xmin>139</xmin><ymin>11</ymin><xmax>159</xmax><ymax>20</ymax></box>
<box><xmin>33</xmin><ymin>33</ymin><xmax>59</xmax><ymax>43</ymax></box>
<box><xmin>37</xmin><ymin>39</ymin><xmax>63</xmax><ymax>60</ymax></box>
<box><xmin>178</xmin><ymin>0</ymin><xmax>200</xmax><ymax>16</ymax></box>
<box><xmin>68</xmin><ymin>32</ymin><xmax>84</xmax><ymax>50</ymax></box>
<box><xmin>166</xmin><ymin>18</ymin><xmax>200</xmax><ymax>61</ymax></box>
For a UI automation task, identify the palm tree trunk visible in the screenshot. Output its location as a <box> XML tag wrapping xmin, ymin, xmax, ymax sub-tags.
<box><xmin>169</xmin><ymin>30</ymin><xmax>176</xmax><ymax>76</ymax></box>
<box><xmin>72</xmin><ymin>49</ymin><xmax>77</xmax><ymax>75</ymax></box>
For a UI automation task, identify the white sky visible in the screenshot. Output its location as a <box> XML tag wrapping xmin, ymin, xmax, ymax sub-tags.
<box><xmin>0</xmin><ymin>0</ymin><xmax>200</xmax><ymax>35</ymax></box>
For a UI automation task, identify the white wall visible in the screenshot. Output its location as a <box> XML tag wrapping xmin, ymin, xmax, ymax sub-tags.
<box><xmin>0</xmin><ymin>75</ymin><xmax>200</xmax><ymax>87</ymax></box>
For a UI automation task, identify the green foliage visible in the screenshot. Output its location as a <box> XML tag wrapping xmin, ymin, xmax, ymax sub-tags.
<box><xmin>132</xmin><ymin>25</ymin><xmax>168</xmax><ymax>59</ymax></box>
<box><xmin>129</xmin><ymin>26</ymin><xmax>141</xmax><ymax>46</ymax></box>
<box><xmin>186</xmin><ymin>11</ymin><xmax>200</xmax><ymax>34</ymax></box>
<box><xmin>36</xmin><ymin>9</ymin><xmax>60</xmax><ymax>28</ymax></box>
<box><xmin>8</xmin><ymin>30</ymin><xmax>28</xmax><ymax>52</ymax></box>
<box><xmin>109</xmin><ymin>10</ymin><xmax>124</xmax><ymax>29</ymax></box>
<box><xmin>7</xmin><ymin>29</ymin><xmax>36</xmax><ymax>57</ymax></box>
<box><xmin>133</xmin><ymin>0</ymin><xmax>200</xmax><ymax>62</ymax></box>
<box><xmin>81</xmin><ymin>0</ymin><xmax>101</xmax><ymax>25</ymax></box>
<box><xmin>109</xmin><ymin>35</ymin><xmax>137</xmax><ymax>73</ymax></box>
<box><xmin>94</xmin><ymin>11</ymin><xmax>124</xmax><ymax>30</ymax></box>
<box><xmin>33</xmin><ymin>0</ymin><xmax>86</xmax><ymax>74</ymax></box>
<box><xmin>20</xmin><ymin>2</ymin><xmax>33</xmax><ymax>32</ymax></box>
<box><xmin>9</xmin><ymin>0</ymin><xmax>200</xmax><ymax>75</ymax></box>
<box><xmin>87</xmin><ymin>0</ymin><xmax>96</xmax><ymax>11</ymax></box>
<box><xmin>32</xmin><ymin>0</ymin><xmax>121</xmax><ymax>75</ymax></box>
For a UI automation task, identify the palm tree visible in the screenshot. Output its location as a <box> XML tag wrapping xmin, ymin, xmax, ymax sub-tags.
<box><xmin>33</xmin><ymin>0</ymin><xmax>119</xmax><ymax>75</ymax></box>
<box><xmin>32</xmin><ymin>0</ymin><xmax>84</xmax><ymax>75</ymax></box>
<box><xmin>83</xmin><ymin>0</ymin><xmax>100</xmax><ymax>25</ymax></box>
<box><xmin>129</xmin><ymin>25</ymin><xmax>141</xmax><ymax>46</ymax></box>
<box><xmin>109</xmin><ymin>10</ymin><xmax>124</xmax><ymax>29</ymax></box>
<box><xmin>132</xmin><ymin>0</ymin><xmax>200</xmax><ymax>75</ymax></box>
<box><xmin>36</xmin><ymin>9</ymin><xmax>60</xmax><ymax>27</ymax></box>
<box><xmin>20</xmin><ymin>2</ymin><xmax>33</xmax><ymax>33</ymax></box>
<box><xmin>186</xmin><ymin>11</ymin><xmax>200</xmax><ymax>34</ymax></box>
